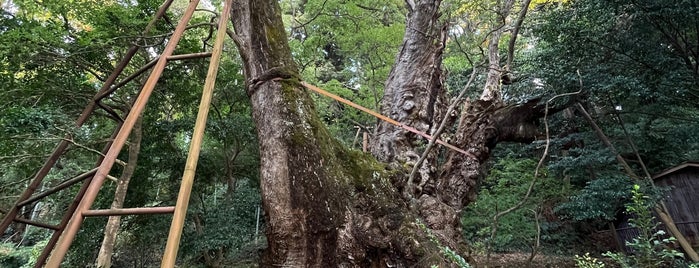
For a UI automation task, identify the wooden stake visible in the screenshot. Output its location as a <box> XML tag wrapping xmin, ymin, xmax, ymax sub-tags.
<box><xmin>160</xmin><ymin>0</ymin><xmax>232</xmax><ymax>266</ymax></box>
<box><xmin>362</xmin><ymin>132</ymin><xmax>369</xmax><ymax>153</ymax></box>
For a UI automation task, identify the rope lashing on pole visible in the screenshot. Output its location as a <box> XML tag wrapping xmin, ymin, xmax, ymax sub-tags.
<box><xmin>299</xmin><ymin>81</ymin><xmax>478</xmax><ymax>160</ymax></box>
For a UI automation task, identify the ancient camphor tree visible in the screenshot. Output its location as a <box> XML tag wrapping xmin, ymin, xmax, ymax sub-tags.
<box><xmin>230</xmin><ymin>0</ymin><xmax>543</xmax><ymax>266</ymax></box>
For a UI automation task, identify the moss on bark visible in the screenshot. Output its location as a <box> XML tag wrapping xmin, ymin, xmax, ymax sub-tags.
<box><xmin>233</xmin><ymin>0</ymin><xmax>458</xmax><ymax>266</ymax></box>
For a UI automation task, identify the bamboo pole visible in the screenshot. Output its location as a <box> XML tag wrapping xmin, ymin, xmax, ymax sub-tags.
<box><xmin>161</xmin><ymin>0</ymin><xmax>232</xmax><ymax>266</ymax></box>
<box><xmin>101</xmin><ymin>52</ymin><xmax>213</xmax><ymax>100</ymax></box>
<box><xmin>83</xmin><ymin>207</ymin><xmax>175</xmax><ymax>217</ymax></box>
<box><xmin>12</xmin><ymin>218</ymin><xmax>59</xmax><ymax>230</ymax></box>
<box><xmin>301</xmin><ymin>82</ymin><xmax>476</xmax><ymax>159</ymax></box>
<box><xmin>17</xmin><ymin>168</ymin><xmax>98</xmax><ymax>207</ymax></box>
<box><xmin>43</xmin><ymin>2</ymin><xmax>200</xmax><ymax>267</ymax></box>
<box><xmin>363</xmin><ymin>132</ymin><xmax>369</xmax><ymax>152</ymax></box>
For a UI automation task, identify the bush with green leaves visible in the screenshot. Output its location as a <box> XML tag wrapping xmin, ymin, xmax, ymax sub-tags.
<box><xmin>179</xmin><ymin>179</ymin><xmax>263</xmax><ymax>265</ymax></box>
<box><xmin>0</xmin><ymin>239</ymin><xmax>48</xmax><ymax>268</ymax></box>
<box><xmin>0</xmin><ymin>242</ymin><xmax>31</xmax><ymax>268</ymax></box>
<box><xmin>574</xmin><ymin>252</ymin><xmax>605</xmax><ymax>268</ymax></box>
<box><xmin>417</xmin><ymin>220</ymin><xmax>472</xmax><ymax>268</ymax></box>
<box><xmin>556</xmin><ymin>176</ymin><xmax>633</xmax><ymax>222</ymax></box>
<box><xmin>602</xmin><ymin>184</ymin><xmax>685</xmax><ymax>268</ymax></box>
<box><xmin>462</xmin><ymin>157</ymin><xmax>567</xmax><ymax>253</ymax></box>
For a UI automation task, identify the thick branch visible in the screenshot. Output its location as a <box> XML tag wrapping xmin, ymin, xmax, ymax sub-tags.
<box><xmin>506</xmin><ymin>0</ymin><xmax>532</xmax><ymax>71</ymax></box>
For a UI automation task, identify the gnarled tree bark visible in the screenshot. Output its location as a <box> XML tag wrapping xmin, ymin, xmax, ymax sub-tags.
<box><xmin>230</xmin><ymin>0</ymin><xmax>454</xmax><ymax>266</ymax></box>
<box><xmin>229</xmin><ymin>0</ymin><xmax>549</xmax><ymax>266</ymax></box>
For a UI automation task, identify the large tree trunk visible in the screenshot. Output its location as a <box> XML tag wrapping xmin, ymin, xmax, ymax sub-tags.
<box><xmin>230</xmin><ymin>0</ymin><xmax>541</xmax><ymax>266</ymax></box>
<box><xmin>95</xmin><ymin>116</ymin><xmax>143</xmax><ymax>268</ymax></box>
<box><xmin>370</xmin><ymin>0</ymin><xmax>472</xmax><ymax>250</ymax></box>
<box><xmin>438</xmin><ymin>0</ymin><xmax>516</xmax><ymax>205</ymax></box>
<box><xmin>370</xmin><ymin>0</ymin><xmax>520</xmax><ymax>251</ymax></box>
<box><xmin>431</xmin><ymin>1</ymin><xmax>517</xmax><ymax>250</ymax></box>
<box><xmin>372</xmin><ymin>0</ymin><xmax>447</xmax><ymax>165</ymax></box>
<box><xmin>231</xmin><ymin>1</ymin><xmax>348</xmax><ymax>265</ymax></box>
<box><xmin>231</xmin><ymin>1</ymin><xmax>445</xmax><ymax>266</ymax></box>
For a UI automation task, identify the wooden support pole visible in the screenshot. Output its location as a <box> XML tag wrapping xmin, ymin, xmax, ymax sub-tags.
<box><xmin>302</xmin><ymin>82</ymin><xmax>476</xmax><ymax>159</ymax></box>
<box><xmin>101</xmin><ymin>52</ymin><xmax>213</xmax><ymax>100</ymax></box>
<box><xmin>168</xmin><ymin>52</ymin><xmax>212</xmax><ymax>61</ymax></box>
<box><xmin>161</xmin><ymin>1</ymin><xmax>231</xmax><ymax>266</ymax></box>
<box><xmin>609</xmin><ymin>222</ymin><xmax>623</xmax><ymax>252</ymax></box>
<box><xmin>13</xmin><ymin>217</ymin><xmax>59</xmax><ymax>231</ymax></box>
<box><xmin>83</xmin><ymin>207</ymin><xmax>175</xmax><ymax>217</ymax></box>
<box><xmin>352</xmin><ymin>126</ymin><xmax>361</xmax><ymax>148</ymax></box>
<box><xmin>18</xmin><ymin>168</ymin><xmax>98</xmax><ymax>207</ymax></box>
<box><xmin>43</xmin><ymin>2</ymin><xmax>200</xmax><ymax>267</ymax></box>
<box><xmin>363</xmin><ymin>132</ymin><xmax>369</xmax><ymax>152</ymax></box>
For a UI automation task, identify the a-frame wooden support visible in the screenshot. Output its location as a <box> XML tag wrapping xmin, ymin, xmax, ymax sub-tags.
<box><xmin>0</xmin><ymin>0</ymin><xmax>231</xmax><ymax>266</ymax></box>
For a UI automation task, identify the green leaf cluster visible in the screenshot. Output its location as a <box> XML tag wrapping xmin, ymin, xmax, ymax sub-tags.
<box><xmin>527</xmin><ymin>0</ymin><xmax>699</xmax><ymax>173</ymax></box>
<box><xmin>602</xmin><ymin>185</ymin><xmax>687</xmax><ymax>268</ymax></box>
<box><xmin>555</xmin><ymin>176</ymin><xmax>632</xmax><ymax>221</ymax></box>
<box><xmin>284</xmin><ymin>0</ymin><xmax>405</xmax><ymax>144</ymax></box>
<box><xmin>462</xmin><ymin>157</ymin><xmax>567</xmax><ymax>252</ymax></box>
<box><xmin>508</xmin><ymin>2</ymin><xmax>699</xmax><ymax>252</ymax></box>
<box><xmin>179</xmin><ymin>179</ymin><xmax>263</xmax><ymax>266</ymax></box>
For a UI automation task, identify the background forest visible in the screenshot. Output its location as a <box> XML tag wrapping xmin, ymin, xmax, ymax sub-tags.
<box><xmin>1</xmin><ymin>0</ymin><xmax>698</xmax><ymax>267</ymax></box>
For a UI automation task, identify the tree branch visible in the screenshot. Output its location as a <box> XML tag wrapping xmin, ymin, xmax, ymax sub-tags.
<box><xmin>486</xmin><ymin>85</ymin><xmax>581</xmax><ymax>262</ymax></box>
<box><xmin>506</xmin><ymin>0</ymin><xmax>531</xmax><ymax>71</ymax></box>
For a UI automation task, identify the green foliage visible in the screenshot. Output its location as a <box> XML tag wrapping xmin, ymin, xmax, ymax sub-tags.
<box><xmin>417</xmin><ymin>220</ymin><xmax>472</xmax><ymax>268</ymax></box>
<box><xmin>602</xmin><ymin>184</ymin><xmax>686</xmax><ymax>268</ymax></box>
<box><xmin>442</xmin><ymin>246</ymin><xmax>472</xmax><ymax>268</ymax></box>
<box><xmin>0</xmin><ymin>242</ymin><xmax>32</xmax><ymax>268</ymax></box>
<box><xmin>556</xmin><ymin>176</ymin><xmax>633</xmax><ymax>221</ymax></box>
<box><xmin>284</xmin><ymin>0</ymin><xmax>405</xmax><ymax>145</ymax></box>
<box><xmin>180</xmin><ymin>179</ymin><xmax>263</xmax><ymax>265</ymax></box>
<box><xmin>0</xmin><ymin>239</ymin><xmax>47</xmax><ymax>268</ymax></box>
<box><xmin>527</xmin><ymin>0</ymin><xmax>699</xmax><ymax>174</ymax></box>
<box><xmin>509</xmin><ymin>2</ymin><xmax>699</xmax><ymax>257</ymax></box>
<box><xmin>0</xmin><ymin>106</ymin><xmax>69</xmax><ymax>135</ymax></box>
<box><xmin>462</xmin><ymin>157</ymin><xmax>566</xmax><ymax>252</ymax></box>
<box><xmin>0</xmin><ymin>105</ymin><xmax>70</xmax><ymax>165</ymax></box>
<box><xmin>574</xmin><ymin>252</ymin><xmax>605</xmax><ymax>268</ymax></box>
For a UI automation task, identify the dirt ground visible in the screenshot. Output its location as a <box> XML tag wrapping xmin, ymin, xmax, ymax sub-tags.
<box><xmin>469</xmin><ymin>252</ymin><xmax>586</xmax><ymax>268</ymax></box>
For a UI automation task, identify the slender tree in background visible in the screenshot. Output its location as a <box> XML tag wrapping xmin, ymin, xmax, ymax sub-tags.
<box><xmin>96</xmin><ymin>116</ymin><xmax>143</xmax><ymax>268</ymax></box>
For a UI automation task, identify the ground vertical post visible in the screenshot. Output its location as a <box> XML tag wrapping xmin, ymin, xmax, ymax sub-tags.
<box><xmin>161</xmin><ymin>1</ymin><xmax>232</xmax><ymax>266</ymax></box>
